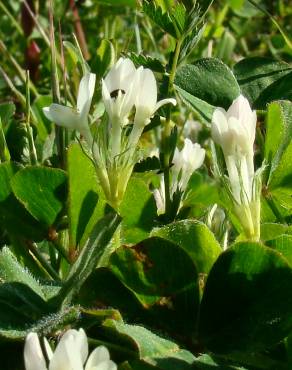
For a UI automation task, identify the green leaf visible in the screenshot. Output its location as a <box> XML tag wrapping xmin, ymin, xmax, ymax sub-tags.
<box><xmin>11</xmin><ymin>166</ymin><xmax>67</xmax><ymax>227</ymax></box>
<box><xmin>233</xmin><ymin>57</ymin><xmax>292</xmax><ymax>109</ymax></box>
<box><xmin>261</xmin><ymin>223</ymin><xmax>292</xmax><ymax>242</ymax></box>
<box><xmin>199</xmin><ymin>242</ymin><xmax>292</xmax><ymax>353</ymax></box>
<box><xmin>0</xmin><ymin>247</ymin><xmax>45</xmax><ymax>300</ymax></box>
<box><xmin>120</xmin><ymin>177</ymin><xmax>157</xmax><ymax>244</ymax></box>
<box><xmin>265</xmin><ymin>101</ymin><xmax>292</xmax><ymax>188</ymax></box>
<box><xmin>80</xmin><ymin>268</ymin><xmax>144</xmax><ymax>319</ymax></box>
<box><xmin>175</xmin><ymin>58</ymin><xmax>240</xmax><ymax>111</ymax></box>
<box><xmin>198</xmin><ymin>0</ymin><xmax>215</xmax><ymax>16</ymax></box>
<box><xmin>0</xmin><ymin>163</ymin><xmax>46</xmax><ymax>240</ymax></box>
<box><xmin>96</xmin><ymin>0</ymin><xmax>136</xmax><ymax>6</ymax></box>
<box><xmin>0</xmin><ymin>306</ymin><xmax>80</xmax><ymax>340</ymax></box>
<box><xmin>103</xmin><ymin>319</ymin><xmax>196</xmax><ymax>369</ymax></box>
<box><xmin>134</xmin><ymin>156</ymin><xmax>161</xmax><ymax>172</ymax></box>
<box><xmin>55</xmin><ymin>212</ymin><xmax>121</xmax><ymax>307</ymax></box>
<box><xmin>264</xmin><ymin>101</ymin><xmax>292</xmax><ymax>216</ymax></box>
<box><xmin>266</xmin><ymin>235</ymin><xmax>292</xmax><ymax>267</ymax></box>
<box><xmin>143</xmin><ymin>1</ymin><xmax>177</xmax><ymax>38</ymax></box>
<box><xmin>184</xmin><ymin>172</ymin><xmax>220</xmax><ymax>218</ymax></box>
<box><xmin>127</xmin><ymin>52</ymin><xmax>165</xmax><ymax>73</ymax></box>
<box><xmin>110</xmin><ymin>237</ymin><xmax>200</xmax><ymax>337</ymax></box>
<box><xmin>0</xmin><ymin>102</ymin><xmax>15</xmax><ymax>126</ymax></box>
<box><xmin>175</xmin><ymin>85</ymin><xmax>214</xmax><ymax>125</ymax></box>
<box><xmin>96</xmin><ymin>39</ymin><xmax>115</xmax><ymax>77</ymax></box>
<box><xmin>68</xmin><ymin>143</ymin><xmax>107</xmax><ymax>248</ymax></box>
<box><xmin>31</xmin><ymin>95</ymin><xmax>53</xmax><ymax>141</ymax></box>
<box><xmin>151</xmin><ymin>220</ymin><xmax>222</xmax><ymax>275</ymax></box>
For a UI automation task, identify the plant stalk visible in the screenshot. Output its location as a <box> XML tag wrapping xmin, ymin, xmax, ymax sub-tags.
<box><xmin>162</xmin><ymin>37</ymin><xmax>182</xmax><ymax>218</ymax></box>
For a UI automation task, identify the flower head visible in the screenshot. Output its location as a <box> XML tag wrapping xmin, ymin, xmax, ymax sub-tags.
<box><xmin>212</xmin><ymin>94</ymin><xmax>256</xmax><ymax>160</ymax></box>
<box><xmin>153</xmin><ymin>138</ymin><xmax>205</xmax><ymax>215</ymax></box>
<box><xmin>211</xmin><ymin>94</ymin><xmax>261</xmax><ymax>241</ymax></box>
<box><xmin>24</xmin><ymin>329</ymin><xmax>117</xmax><ymax>370</ymax></box>
<box><xmin>43</xmin><ymin>73</ymin><xmax>96</xmax><ymax>134</ymax></box>
<box><xmin>172</xmin><ymin>138</ymin><xmax>205</xmax><ymax>191</ymax></box>
<box><xmin>102</xmin><ymin>58</ymin><xmax>138</xmax><ymax>126</ymax></box>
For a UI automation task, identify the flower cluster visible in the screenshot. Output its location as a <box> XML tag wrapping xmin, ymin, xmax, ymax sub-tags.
<box><xmin>154</xmin><ymin>138</ymin><xmax>205</xmax><ymax>215</ymax></box>
<box><xmin>211</xmin><ymin>94</ymin><xmax>261</xmax><ymax>241</ymax></box>
<box><xmin>44</xmin><ymin>58</ymin><xmax>175</xmax><ymax>210</ymax></box>
<box><xmin>24</xmin><ymin>329</ymin><xmax>116</xmax><ymax>370</ymax></box>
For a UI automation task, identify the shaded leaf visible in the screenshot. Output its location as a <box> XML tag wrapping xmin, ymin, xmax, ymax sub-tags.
<box><xmin>67</xmin><ymin>143</ymin><xmax>106</xmax><ymax>248</ymax></box>
<box><xmin>11</xmin><ymin>166</ymin><xmax>67</xmax><ymax>226</ymax></box>
<box><xmin>234</xmin><ymin>57</ymin><xmax>292</xmax><ymax>109</ymax></box>
<box><xmin>199</xmin><ymin>242</ymin><xmax>292</xmax><ymax>353</ymax></box>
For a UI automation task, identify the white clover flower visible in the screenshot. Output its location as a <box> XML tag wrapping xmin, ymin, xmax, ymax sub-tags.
<box><xmin>172</xmin><ymin>138</ymin><xmax>205</xmax><ymax>192</ymax></box>
<box><xmin>102</xmin><ymin>58</ymin><xmax>138</xmax><ymax>126</ymax></box>
<box><xmin>134</xmin><ymin>68</ymin><xmax>176</xmax><ymax>127</ymax></box>
<box><xmin>24</xmin><ymin>329</ymin><xmax>117</xmax><ymax>370</ymax></box>
<box><xmin>211</xmin><ymin>94</ymin><xmax>257</xmax><ymax>204</ymax></box>
<box><xmin>153</xmin><ymin>138</ymin><xmax>205</xmax><ymax>215</ymax></box>
<box><xmin>43</xmin><ymin>73</ymin><xmax>96</xmax><ymax>144</ymax></box>
<box><xmin>211</xmin><ymin>94</ymin><xmax>261</xmax><ymax>241</ymax></box>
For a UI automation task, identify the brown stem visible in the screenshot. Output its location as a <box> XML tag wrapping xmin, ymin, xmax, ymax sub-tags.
<box><xmin>69</xmin><ymin>0</ymin><xmax>90</xmax><ymax>60</ymax></box>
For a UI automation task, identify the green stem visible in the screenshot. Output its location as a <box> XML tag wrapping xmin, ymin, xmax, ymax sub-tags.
<box><xmin>25</xmin><ymin>71</ymin><xmax>38</xmax><ymax>165</ymax></box>
<box><xmin>162</xmin><ymin>37</ymin><xmax>182</xmax><ymax>218</ymax></box>
<box><xmin>51</xmin><ymin>239</ymin><xmax>70</xmax><ymax>264</ymax></box>
<box><xmin>0</xmin><ymin>118</ymin><xmax>10</xmax><ymax>162</ymax></box>
<box><xmin>49</xmin><ymin>0</ymin><xmax>66</xmax><ymax>169</ymax></box>
<box><xmin>0</xmin><ymin>1</ymin><xmax>23</xmax><ymax>36</ymax></box>
<box><xmin>265</xmin><ymin>193</ymin><xmax>286</xmax><ymax>224</ymax></box>
<box><xmin>27</xmin><ymin>241</ymin><xmax>61</xmax><ymax>281</ymax></box>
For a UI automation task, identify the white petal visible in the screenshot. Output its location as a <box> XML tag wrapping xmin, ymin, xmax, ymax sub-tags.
<box><xmin>136</xmin><ymin>69</ymin><xmax>157</xmax><ymax>115</ymax></box>
<box><xmin>104</xmin><ymin>58</ymin><xmax>136</xmax><ymax>93</ymax></box>
<box><xmin>43</xmin><ymin>107</ymin><xmax>53</xmax><ymax>121</ymax></box>
<box><xmin>119</xmin><ymin>67</ymin><xmax>141</xmax><ymax>120</ymax></box>
<box><xmin>190</xmin><ymin>143</ymin><xmax>205</xmax><ymax>170</ymax></box>
<box><xmin>90</xmin><ymin>360</ymin><xmax>117</xmax><ymax>370</ymax></box>
<box><xmin>44</xmin><ymin>338</ymin><xmax>53</xmax><ymax>361</ymax></box>
<box><xmin>24</xmin><ymin>333</ymin><xmax>47</xmax><ymax>370</ymax></box>
<box><xmin>154</xmin><ymin>98</ymin><xmax>176</xmax><ymax>112</ymax></box>
<box><xmin>118</xmin><ymin>58</ymin><xmax>137</xmax><ymax>92</ymax></box>
<box><xmin>211</xmin><ymin>108</ymin><xmax>228</xmax><ymax>146</ymax></box>
<box><xmin>43</xmin><ymin>104</ymin><xmax>81</xmax><ymax>130</ymax></box>
<box><xmin>49</xmin><ymin>332</ymin><xmax>83</xmax><ymax>370</ymax></box>
<box><xmin>153</xmin><ymin>176</ymin><xmax>165</xmax><ymax>215</ymax></box>
<box><xmin>227</xmin><ymin>95</ymin><xmax>251</xmax><ymax>121</ymax></box>
<box><xmin>102</xmin><ymin>79</ymin><xmax>113</xmax><ymax>117</ymax></box>
<box><xmin>77</xmin><ymin>73</ymin><xmax>96</xmax><ymax>115</ymax></box>
<box><xmin>75</xmin><ymin>328</ymin><xmax>89</xmax><ymax>365</ymax></box>
<box><xmin>85</xmin><ymin>346</ymin><xmax>110</xmax><ymax>370</ymax></box>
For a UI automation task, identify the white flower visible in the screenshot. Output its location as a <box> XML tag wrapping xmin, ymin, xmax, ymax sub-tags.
<box><xmin>24</xmin><ymin>329</ymin><xmax>117</xmax><ymax>370</ymax></box>
<box><xmin>183</xmin><ymin>119</ymin><xmax>202</xmax><ymax>142</ymax></box>
<box><xmin>153</xmin><ymin>176</ymin><xmax>166</xmax><ymax>215</ymax></box>
<box><xmin>212</xmin><ymin>94</ymin><xmax>256</xmax><ymax>175</ymax></box>
<box><xmin>102</xmin><ymin>58</ymin><xmax>138</xmax><ymax>126</ymax></box>
<box><xmin>211</xmin><ymin>94</ymin><xmax>257</xmax><ymax>204</ymax></box>
<box><xmin>134</xmin><ymin>68</ymin><xmax>176</xmax><ymax>127</ymax></box>
<box><xmin>102</xmin><ymin>58</ymin><xmax>176</xmax><ymax>128</ymax></box>
<box><xmin>153</xmin><ymin>138</ymin><xmax>205</xmax><ymax>215</ymax></box>
<box><xmin>211</xmin><ymin>94</ymin><xmax>261</xmax><ymax>241</ymax></box>
<box><xmin>43</xmin><ymin>73</ymin><xmax>96</xmax><ymax>141</ymax></box>
<box><xmin>172</xmin><ymin>138</ymin><xmax>205</xmax><ymax>191</ymax></box>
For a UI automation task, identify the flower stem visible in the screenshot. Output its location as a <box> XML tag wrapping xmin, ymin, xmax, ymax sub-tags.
<box><xmin>26</xmin><ymin>241</ymin><xmax>61</xmax><ymax>281</ymax></box>
<box><xmin>49</xmin><ymin>0</ymin><xmax>66</xmax><ymax>169</ymax></box>
<box><xmin>162</xmin><ymin>37</ymin><xmax>182</xmax><ymax>218</ymax></box>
